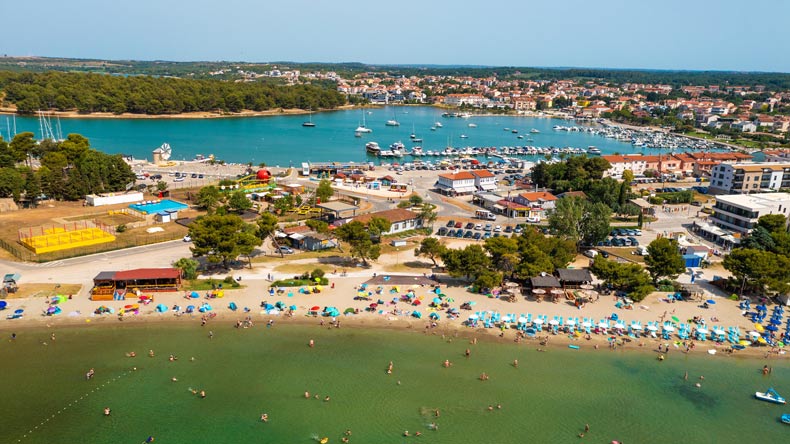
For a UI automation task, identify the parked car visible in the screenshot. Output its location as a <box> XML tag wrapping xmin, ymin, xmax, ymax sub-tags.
<box><xmin>446</xmin><ymin>229</ymin><xmax>456</xmax><ymax>237</ymax></box>
<box><xmin>463</xmin><ymin>230</ymin><xmax>473</xmax><ymax>238</ymax></box>
<box><xmin>494</xmin><ymin>225</ymin><xmax>502</xmax><ymax>232</ymax></box>
<box><xmin>446</xmin><ymin>220</ymin><xmax>455</xmax><ymax>228</ymax></box>
<box><xmin>473</xmin><ymin>232</ymin><xmax>482</xmax><ymax>240</ymax></box>
<box><xmin>484</xmin><ymin>224</ymin><xmax>493</xmax><ymax>232</ymax></box>
<box><xmin>455</xmin><ymin>229</ymin><xmax>464</xmax><ymax>238</ymax></box>
<box><xmin>279</xmin><ymin>246</ymin><xmax>294</xmax><ymax>254</ymax></box>
<box><xmin>583</xmin><ymin>250</ymin><xmax>599</xmax><ymax>258</ymax></box>
<box><xmin>454</xmin><ymin>221</ymin><xmax>463</xmax><ymax>228</ymax></box>
<box><xmin>483</xmin><ymin>232</ymin><xmax>492</xmax><ymax>239</ymax></box>
<box><xmin>475</xmin><ymin>224</ymin><xmax>483</xmax><ymax>230</ymax></box>
<box><xmin>504</xmin><ymin>225</ymin><xmax>513</xmax><ymax>233</ymax></box>
<box><xmin>182</xmin><ymin>235</ymin><xmax>192</xmax><ymax>242</ymax></box>
<box><xmin>465</xmin><ymin>222</ymin><xmax>475</xmax><ymax>230</ymax></box>
<box><xmin>437</xmin><ymin>227</ymin><xmax>448</xmax><ymax>236</ymax></box>
<box><xmin>600</xmin><ymin>251</ymin><xmax>610</xmax><ymax>258</ymax></box>
<box><xmin>634</xmin><ymin>229</ymin><xmax>642</xmax><ymax>236</ymax></box>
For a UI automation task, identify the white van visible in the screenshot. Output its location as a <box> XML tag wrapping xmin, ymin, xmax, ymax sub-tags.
<box><xmin>583</xmin><ymin>249</ymin><xmax>599</xmax><ymax>258</ymax></box>
<box><xmin>636</xmin><ymin>246</ymin><xmax>649</xmax><ymax>256</ymax></box>
<box><xmin>475</xmin><ymin>210</ymin><xmax>497</xmax><ymax>221</ymax></box>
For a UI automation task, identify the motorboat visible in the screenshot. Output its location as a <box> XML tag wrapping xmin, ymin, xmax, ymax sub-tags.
<box><xmin>530</xmin><ymin>128</ymin><xmax>540</xmax><ymax>134</ymax></box>
<box><xmin>365</xmin><ymin>141</ymin><xmax>381</xmax><ymax>154</ymax></box>
<box><xmin>355</xmin><ymin>131</ymin><xmax>362</xmax><ymax>138</ymax></box>
<box><xmin>435</xmin><ymin>122</ymin><xmax>443</xmax><ymax>128</ymax></box>
<box><xmin>460</xmin><ymin>135</ymin><xmax>468</xmax><ymax>139</ymax></box>
<box><xmin>468</xmin><ymin>123</ymin><xmax>477</xmax><ymax>128</ymax></box>
<box><xmin>755</xmin><ymin>388</ymin><xmax>786</xmax><ymax>404</ymax></box>
<box><xmin>587</xmin><ymin>146</ymin><xmax>602</xmax><ymax>155</ymax></box>
<box><xmin>782</xmin><ymin>414</ymin><xmax>790</xmax><ymax>424</ymax></box>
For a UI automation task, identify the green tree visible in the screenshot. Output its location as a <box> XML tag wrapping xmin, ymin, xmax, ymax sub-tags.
<box><xmin>335</xmin><ymin>221</ymin><xmax>380</xmax><ymax>265</ymax></box>
<box><xmin>367</xmin><ymin>216</ymin><xmax>392</xmax><ymax>240</ymax></box>
<box><xmin>315</xmin><ymin>178</ymin><xmax>334</xmax><ymax>203</ymax></box>
<box><xmin>173</xmin><ymin>257</ymin><xmax>200</xmax><ymax>280</ymax></box>
<box><xmin>739</xmin><ymin>226</ymin><xmax>776</xmax><ymax>251</ymax></box>
<box><xmin>757</xmin><ymin>214</ymin><xmax>787</xmax><ymax>233</ymax></box>
<box><xmin>256</xmin><ymin>212</ymin><xmax>279</xmax><ymax>240</ymax></box>
<box><xmin>440</xmin><ymin>244</ymin><xmax>491</xmax><ymax>281</ymax></box>
<box><xmin>414</xmin><ymin>237</ymin><xmax>445</xmax><ymax>266</ymax></box>
<box><xmin>589</xmin><ymin>257</ymin><xmax>654</xmax><ymax>301</ymax></box>
<box><xmin>0</xmin><ymin>167</ymin><xmax>25</xmax><ymax>200</ymax></box>
<box><xmin>548</xmin><ymin>197</ymin><xmax>611</xmax><ymax>246</ymax></box>
<box><xmin>8</xmin><ymin>132</ymin><xmax>36</xmax><ymax>165</ymax></box>
<box><xmin>408</xmin><ymin>194</ymin><xmax>423</xmax><ymax>206</ymax></box>
<box><xmin>475</xmin><ymin>269</ymin><xmax>503</xmax><ymax>291</ymax></box>
<box><xmin>723</xmin><ymin>248</ymin><xmax>790</xmax><ymax>296</ymax></box>
<box><xmin>189</xmin><ymin>214</ymin><xmax>261</xmax><ymax>269</ymax></box>
<box><xmin>419</xmin><ymin>204</ymin><xmax>438</xmax><ymax>228</ymax></box>
<box><xmin>227</xmin><ymin>191</ymin><xmax>253</xmax><ymax>213</ymax></box>
<box><xmin>622</xmin><ymin>169</ymin><xmax>635</xmax><ymax>184</ymax></box>
<box><xmin>484</xmin><ymin>236</ymin><xmax>520</xmax><ymax>276</ymax></box>
<box><xmin>196</xmin><ymin>186</ymin><xmax>223</xmax><ymax>213</ymax></box>
<box><xmin>645</xmin><ymin>238</ymin><xmax>686</xmax><ymax>283</ymax></box>
<box><xmin>156</xmin><ymin>180</ymin><xmax>169</xmax><ymax>192</ymax></box>
<box><xmin>305</xmin><ymin>219</ymin><xmax>329</xmax><ymax>234</ymax></box>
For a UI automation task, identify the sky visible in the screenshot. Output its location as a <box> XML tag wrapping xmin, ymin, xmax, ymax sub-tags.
<box><xmin>3</xmin><ymin>0</ymin><xmax>789</xmax><ymax>72</ymax></box>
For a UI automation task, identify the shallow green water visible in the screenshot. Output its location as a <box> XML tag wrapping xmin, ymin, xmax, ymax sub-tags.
<box><xmin>0</xmin><ymin>323</ymin><xmax>787</xmax><ymax>444</ymax></box>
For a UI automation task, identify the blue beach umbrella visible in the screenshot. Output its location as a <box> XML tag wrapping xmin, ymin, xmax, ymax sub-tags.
<box><xmin>770</xmin><ymin>318</ymin><xmax>782</xmax><ymax>325</ymax></box>
<box><xmin>432</xmin><ymin>298</ymin><xmax>441</xmax><ymax>304</ymax></box>
<box><xmin>412</xmin><ymin>311</ymin><xmax>422</xmax><ymax>319</ymax></box>
<box><xmin>0</xmin><ymin>300</ymin><xmax>7</xmax><ymax>310</ymax></box>
<box><xmin>429</xmin><ymin>312</ymin><xmax>440</xmax><ymax>320</ymax></box>
<box><xmin>706</xmin><ymin>299</ymin><xmax>716</xmax><ymax>305</ymax></box>
<box><xmin>766</xmin><ymin>325</ymin><xmax>778</xmax><ymax>332</ymax></box>
<box><xmin>190</xmin><ymin>291</ymin><xmax>199</xmax><ymax>298</ymax></box>
<box><xmin>14</xmin><ymin>309</ymin><xmax>24</xmax><ymax>314</ymax></box>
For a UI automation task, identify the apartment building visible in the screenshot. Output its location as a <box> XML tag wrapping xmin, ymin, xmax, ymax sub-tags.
<box><xmin>708</xmin><ymin>163</ymin><xmax>790</xmax><ymax>194</ymax></box>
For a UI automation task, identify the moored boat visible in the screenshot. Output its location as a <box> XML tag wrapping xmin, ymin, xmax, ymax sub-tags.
<box><xmin>755</xmin><ymin>388</ymin><xmax>786</xmax><ymax>404</ymax></box>
<box><xmin>365</xmin><ymin>141</ymin><xmax>381</xmax><ymax>155</ymax></box>
<box><xmin>782</xmin><ymin>413</ymin><xmax>790</xmax><ymax>424</ymax></box>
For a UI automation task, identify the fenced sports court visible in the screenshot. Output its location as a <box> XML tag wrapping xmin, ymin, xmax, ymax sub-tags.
<box><xmin>19</xmin><ymin>220</ymin><xmax>116</xmax><ymax>254</ymax></box>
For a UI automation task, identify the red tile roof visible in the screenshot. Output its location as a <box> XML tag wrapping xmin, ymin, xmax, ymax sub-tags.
<box><xmin>518</xmin><ymin>192</ymin><xmax>557</xmax><ymax>201</ymax></box>
<box><xmin>354</xmin><ymin>208</ymin><xmax>420</xmax><ymax>225</ymax></box>
<box><xmin>113</xmin><ymin>268</ymin><xmax>181</xmax><ymax>280</ymax></box>
<box><xmin>472</xmin><ymin>170</ymin><xmax>495</xmax><ymax>178</ymax></box>
<box><xmin>438</xmin><ymin>171</ymin><xmax>476</xmax><ymax>181</ymax></box>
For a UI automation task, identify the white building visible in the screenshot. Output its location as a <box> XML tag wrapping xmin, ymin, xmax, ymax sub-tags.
<box><xmin>601</xmin><ymin>154</ymin><xmax>649</xmax><ymax>177</ymax></box>
<box><xmin>710</xmin><ymin>193</ymin><xmax>790</xmax><ymax>234</ymax></box>
<box><xmin>471</xmin><ymin>170</ymin><xmax>498</xmax><ymax>192</ymax></box>
<box><xmin>353</xmin><ymin>209</ymin><xmax>423</xmax><ymax>235</ymax></box>
<box><xmin>435</xmin><ymin>171</ymin><xmax>476</xmax><ymax>195</ymax></box>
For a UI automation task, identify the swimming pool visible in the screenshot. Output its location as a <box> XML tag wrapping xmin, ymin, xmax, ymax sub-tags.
<box><xmin>129</xmin><ymin>199</ymin><xmax>189</xmax><ymax>214</ymax></box>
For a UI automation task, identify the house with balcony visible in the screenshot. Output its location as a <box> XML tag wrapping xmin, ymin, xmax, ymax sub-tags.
<box><xmin>709</xmin><ymin>163</ymin><xmax>790</xmax><ymax>194</ymax></box>
<box><xmin>471</xmin><ymin>170</ymin><xmax>498</xmax><ymax>192</ymax></box>
<box><xmin>708</xmin><ymin>193</ymin><xmax>790</xmax><ymax>234</ymax></box>
<box><xmin>435</xmin><ymin>171</ymin><xmax>477</xmax><ymax>195</ymax></box>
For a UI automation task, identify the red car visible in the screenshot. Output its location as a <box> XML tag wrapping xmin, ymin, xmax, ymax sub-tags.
<box><xmin>454</xmin><ymin>221</ymin><xmax>463</xmax><ymax>228</ymax></box>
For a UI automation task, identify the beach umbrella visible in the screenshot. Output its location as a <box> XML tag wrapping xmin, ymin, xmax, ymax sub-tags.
<box><xmin>412</xmin><ymin>311</ymin><xmax>422</xmax><ymax>319</ymax></box>
<box><xmin>344</xmin><ymin>307</ymin><xmax>355</xmax><ymax>314</ymax></box>
<box><xmin>697</xmin><ymin>328</ymin><xmax>709</xmax><ymax>334</ymax></box>
<box><xmin>469</xmin><ymin>314</ymin><xmax>479</xmax><ymax>320</ymax></box>
<box><xmin>614</xmin><ymin>323</ymin><xmax>625</xmax><ymax>329</ymax></box>
<box><xmin>706</xmin><ymin>299</ymin><xmax>716</xmax><ymax>305</ymax></box>
<box><xmin>663</xmin><ymin>325</ymin><xmax>675</xmax><ymax>332</ymax></box>
<box><xmin>770</xmin><ymin>318</ymin><xmax>782</xmax><ymax>325</ymax></box>
<box><xmin>432</xmin><ymin>298</ymin><xmax>442</xmax><ymax>305</ymax></box>
<box><xmin>757</xmin><ymin>337</ymin><xmax>768</xmax><ymax>344</ymax></box>
<box><xmin>598</xmin><ymin>321</ymin><xmax>609</xmax><ymax>328</ymax></box>
<box><xmin>518</xmin><ymin>316</ymin><xmax>528</xmax><ymax>324</ymax></box>
<box><xmin>548</xmin><ymin>319</ymin><xmax>559</xmax><ymax>326</ymax></box>
<box><xmin>713</xmin><ymin>328</ymin><xmax>726</xmax><ymax>335</ymax></box>
<box><xmin>369</xmin><ymin>303</ymin><xmax>378</xmax><ymax>309</ymax></box>
<box><xmin>647</xmin><ymin>325</ymin><xmax>658</xmax><ymax>331</ymax></box>
<box><xmin>566</xmin><ymin>319</ymin><xmax>576</xmax><ymax>326</ymax></box>
<box><xmin>290</xmin><ymin>305</ymin><xmax>297</xmax><ymax>311</ymax></box>
<box><xmin>467</xmin><ymin>301</ymin><xmax>477</xmax><ymax>306</ymax></box>
<box><xmin>314</xmin><ymin>277</ymin><xmax>321</xmax><ymax>283</ymax></box>
<box><xmin>671</xmin><ymin>316</ymin><xmax>680</xmax><ymax>323</ymax></box>
<box><xmin>766</xmin><ymin>325</ymin><xmax>778</xmax><ymax>332</ymax></box>
<box><xmin>582</xmin><ymin>321</ymin><xmax>593</xmax><ymax>328</ymax></box>
<box><xmin>47</xmin><ymin>306</ymin><xmax>57</xmax><ymax>314</ymax></box>
<box><xmin>754</xmin><ymin>323</ymin><xmax>765</xmax><ymax>332</ymax></box>
<box><xmin>0</xmin><ymin>301</ymin><xmax>7</xmax><ymax>310</ymax></box>
<box><xmin>190</xmin><ymin>291</ymin><xmax>199</xmax><ymax>298</ymax></box>
<box><xmin>748</xmin><ymin>331</ymin><xmax>761</xmax><ymax>337</ymax></box>
<box><xmin>501</xmin><ymin>315</ymin><xmax>512</xmax><ymax>322</ymax></box>
<box><xmin>156</xmin><ymin>304</ymin><xmax>167</xmax><ymax>313</ymax></box>
<box><xmin>310</xmin><ymin>306</ymin><xmax>320</xmax><ymax>311</ymax></box>
<box><xmin>429</xmin><ymin>312</ymin><xmax>440</xmax><ymax>320</ymax></box>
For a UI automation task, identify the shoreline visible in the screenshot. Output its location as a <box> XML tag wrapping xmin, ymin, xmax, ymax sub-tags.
<box><xmin>1</xmin><ymin>293</ymin><xmax>782</xmax><ymax>362</ymax></box>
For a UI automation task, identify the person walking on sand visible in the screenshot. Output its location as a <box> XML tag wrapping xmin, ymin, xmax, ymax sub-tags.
<box><xmin>513</xmin><ymin>359</ymin><xmax>518</xmax><ymax>368</ymax></box>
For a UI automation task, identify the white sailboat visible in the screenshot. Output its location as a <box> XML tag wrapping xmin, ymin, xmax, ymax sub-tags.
<box><xmin>385</xmin><ymin>109</ymin><xmax>400</xmax><ymax>127</ymax></box>
<box><xmin>355</xmin><ymin>110</ymin><xmax>372</xmax><ymax>133</ymax></box>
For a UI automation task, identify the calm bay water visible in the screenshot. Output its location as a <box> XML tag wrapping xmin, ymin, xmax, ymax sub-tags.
<box><xmin>7</xmin><ymin>107</ymin><xmax>664</xmax><ymax>165</ymax></box>
<box><xmin>0</xmin><ymin>323</ymin><xmax>786</xmax><ymax>444</ymax></box>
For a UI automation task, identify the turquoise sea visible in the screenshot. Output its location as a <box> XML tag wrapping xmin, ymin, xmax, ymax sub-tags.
<box><xmin>7</xmin><ymin>107</ymin><xmax>671</xmax><ymax>165</ymax></box>
<box><xmin>0</xmin><ymin>323</ymin><xmax>787</xmax><ymax>444</ymax></box>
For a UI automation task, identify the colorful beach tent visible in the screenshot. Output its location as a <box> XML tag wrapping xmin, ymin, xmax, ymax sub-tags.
<box><xmin>156</xmin><ymin>304</ymin><xmax>168</xmax><ymax>313</ymax></box>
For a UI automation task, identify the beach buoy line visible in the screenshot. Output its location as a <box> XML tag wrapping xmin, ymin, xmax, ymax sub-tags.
<box><xmin>15</xmin><ymin>369</ymin><xmax>136</xmax><ymax>442</ymax></box>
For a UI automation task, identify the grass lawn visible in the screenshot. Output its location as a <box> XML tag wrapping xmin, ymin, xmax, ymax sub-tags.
<box><xmin>4</xmin><ymin>283</ymin><xmax>83</xmax><ymax>299</ymax></box>
<box><xmin>183</xmin><ymin>279</ymin><xmax>244</xmax><ymax>291</ymax></box>
<box><xmin>273</xmin><ymin>263</ymin><xmax>333</xmax><ymax>275</ymax></box>
<box><xmin>598</xmin><ymin>247</ymin><xmax>646</xmax><ymax>264</ymax></box>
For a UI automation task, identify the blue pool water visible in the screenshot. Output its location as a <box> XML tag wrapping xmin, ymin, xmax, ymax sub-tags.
<box><xmin>129</xmin><ymin>198</ymin><xmax>188</xmax><ymax>214</ymax></box>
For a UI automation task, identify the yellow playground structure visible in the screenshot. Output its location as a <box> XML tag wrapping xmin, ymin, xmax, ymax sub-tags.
<box><xmin>19</xmin><ymin>221</ymin><xmax>116</xmax><ymax>254</ymax></box>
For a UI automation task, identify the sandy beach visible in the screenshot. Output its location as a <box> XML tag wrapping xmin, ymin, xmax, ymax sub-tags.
<box><xmin>1</xmin><ymin>250</ymin><xmax>782</xmax><ymax>361</ymax></box>
<box><xmin>0</xmin><ymin>106</ymin><xmax>357</xmax><ymax>120</ymax></box>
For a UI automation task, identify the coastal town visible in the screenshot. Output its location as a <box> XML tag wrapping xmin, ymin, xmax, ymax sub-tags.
<box><xmin>2</xmin><ymin>13</ymin><xmax>790</xmax><ymax>441</ymax></box>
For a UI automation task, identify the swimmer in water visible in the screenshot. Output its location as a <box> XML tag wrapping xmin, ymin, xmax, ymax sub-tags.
<box><xmin>443</xmin><ymin>359</ymin><xmax>451</xmax><ymax>368</ymax></box>
<box><xmin>309</xmin><ymin>339</ymin><xmax>315</xmax><ymax>348</ymax></box>
<box><xmin>403</xmin><ymin>431</ymin><xmax>410</xmax><ymax>436</ymax></box>
<box><xmin>513</xmin><ymin>359</ymin><xmax>518</xmax><ymax>368</ymax></box>
<box><xmin>260</xmin><ymin>413</ymin><xmax>268</xmax><ymax>422</ymax></box>
<box><xmin>488</xmin><ymin>405</ymin><xmax>494</xmax><ymax>411</ymax></box>
<box><xmin>171</xmin><ymin>377</ymin><xmax>178</xmax><ymax>382</ymax></box>
<box><xmin>304</xmin><ymin>391</ymin><xmax>310</xmax><ymax>398</ymax></box>
<box><xmin>149</xmin><ymin>350</ymin><xmax>155</xmax><ymax>357</ymax></box>
<box><xmin>465</xmin><ymin>348</ymin><xmax>471</xmax><ymax>357</ymax></box>
<box><xmin>324</xmin><ymin>396</ymin><xmax>331</xmax><ymax>402</ymax></box>
<box><xmin>103</xmin><ymin>407</ymin><xmax>111</xmax><ymax>416</ymax></box>
<box><xmin>199</xmin><ymin>390</ymin><xmax>206</xmax><ymax>398</ymax></box>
